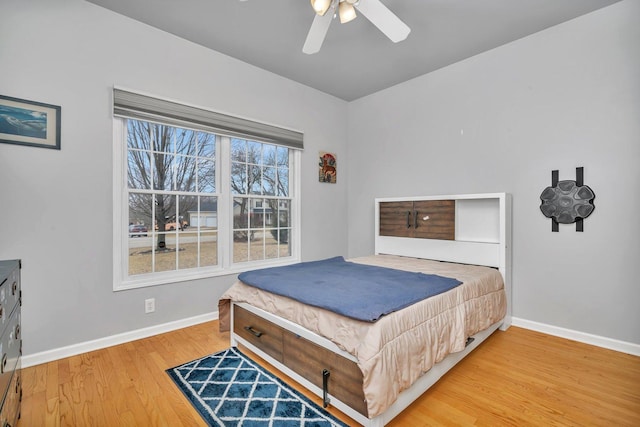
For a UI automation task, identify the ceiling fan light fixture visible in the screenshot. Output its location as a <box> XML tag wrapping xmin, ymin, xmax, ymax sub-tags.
<box><xmin>310</xmin><ymin>0</ymin><xmax>332</xmax><ymax>16</ymax></box>
<box><xmin>338</xmin><ymin>1</ymin><xmax>357</xmax><ymax>24</ymax></box>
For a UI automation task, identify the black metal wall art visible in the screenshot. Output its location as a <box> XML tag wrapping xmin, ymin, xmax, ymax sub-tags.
<box><xmin>540</xmin><ymin>167</ymin><xmax>595</xmax><ymax>232</ymax></box>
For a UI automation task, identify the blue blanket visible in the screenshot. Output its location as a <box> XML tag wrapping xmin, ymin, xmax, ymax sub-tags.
<box><xmin>238</xmin><ymin>256</ymin><xmax>462</xmax><ymax>322</ymax></box>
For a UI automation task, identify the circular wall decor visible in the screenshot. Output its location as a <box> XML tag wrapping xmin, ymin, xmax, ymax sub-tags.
<box><xmin>540</xmin><ymin>180</ymin><xmax>595</xmax><ymax>224</ymax></box>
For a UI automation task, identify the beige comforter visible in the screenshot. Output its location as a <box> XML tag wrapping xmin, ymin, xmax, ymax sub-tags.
<box><xmin>219</xmin><ymin>255</ymin><xmax>506</xmax><ymax>418</ymax></box>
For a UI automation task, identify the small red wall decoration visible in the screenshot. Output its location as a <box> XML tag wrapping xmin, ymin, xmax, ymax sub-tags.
<box><xmin>319</xmin><ymin>151</ymin><xmax>337</xmax><ymax>184</ymax></box>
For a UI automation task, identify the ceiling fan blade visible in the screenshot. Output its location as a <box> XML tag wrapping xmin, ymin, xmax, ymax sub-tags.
<box><xmin>355</xmin><ymin>0</ymin><xmax>410</xmax><ymax>43</ymax></box>
<box><xmin>303</xmin><ymin>4</ymin><xmax>335</xmax><ymax>54</ymax></box>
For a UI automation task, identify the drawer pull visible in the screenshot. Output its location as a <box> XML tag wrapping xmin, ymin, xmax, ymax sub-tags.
<box><xmin>11</xmin><ymin>281</ymin><xmax>17</xmax><ymax>295</ymax></box>
<box><xmin>244</xmin><ymin>326</ymin><xmax>263</xmax><ymax>338</ymax></box>
<box><xmin>322</xmin><ymin>369</ymin><xmax>330</xmax><ymax>408</ymax></box>
<box><xmin>0</xmin><ymin>304</ymin><xmax>3</xmax><ymax>319</ymax></box>
<box><xmin>0</xmin><ymin>353</ymin><xmax>6</xmax><ymax>373</ymax></box>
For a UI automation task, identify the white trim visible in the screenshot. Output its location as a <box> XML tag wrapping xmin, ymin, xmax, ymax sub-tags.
<box><xmin>512</xmin><ymin>317</ymin><xmax>640</xmax><ymax>357</ymax></box>
<box><xmin>22</xmin><ymin>311</ymin><xmax>218</xmax><ymax>368</ymax></box>
<box><xmin>112</xmin><ymin>118</ymin><xmax>126</xmax><ymax>290</ymax></box>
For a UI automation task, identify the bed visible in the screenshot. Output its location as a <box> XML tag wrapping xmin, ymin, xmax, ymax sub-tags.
<box><xmin>219</xmin><ymin>193</ymin><xmax>512</xmax><ymax>427</ymax></box>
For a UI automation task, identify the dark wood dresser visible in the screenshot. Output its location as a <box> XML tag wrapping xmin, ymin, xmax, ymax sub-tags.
<box><xmin>0</xmin><ymin>260</ymin><xmax>21</xmax><ymax>426</ymax></box>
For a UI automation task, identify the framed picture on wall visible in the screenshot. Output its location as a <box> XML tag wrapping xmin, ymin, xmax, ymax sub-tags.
<box><xmin>0</xmin><ymin>94</ymin><xmax>61</xmax><ymax>150</ymax></box>
<box><xmin>319</xmin><ymin>151</ymin><xmax>337</xmax><ymax>183</ymax></box>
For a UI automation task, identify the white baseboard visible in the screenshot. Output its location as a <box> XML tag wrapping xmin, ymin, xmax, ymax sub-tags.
<box><xmin>22</xmin><ymin>311</ymin><xmax>219</xmax><ymax>368</ymax></box>
<box><xmin>512</xmin><ymin>317</ymin><xmax>640</xmax><ymax>357</ymax></box>
<box><xmin>22</xmin><ymin>313</ymin><xmax>639</xmax><ymax>368</ymax></box>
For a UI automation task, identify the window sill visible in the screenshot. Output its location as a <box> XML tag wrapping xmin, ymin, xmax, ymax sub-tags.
<box><xmin>114</xmin><ymin>256</ymin><xmax>300</xmax><ymax>291</ymax></box>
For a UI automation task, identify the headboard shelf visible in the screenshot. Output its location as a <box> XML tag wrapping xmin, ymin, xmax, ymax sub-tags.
<box><xmin>376</xmin><ymin>237</ymin><xmax>500</xmax><ymax>267</ymax></box>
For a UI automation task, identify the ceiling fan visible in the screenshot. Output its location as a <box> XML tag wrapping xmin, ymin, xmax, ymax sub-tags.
<box><xmin>304</xmin><ymin>0</ymin><xmax>411</xmax><ymax>54</ymax></box>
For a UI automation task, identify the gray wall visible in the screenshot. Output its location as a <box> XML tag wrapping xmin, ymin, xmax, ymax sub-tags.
<box><xmin>346</xmin><ymin>1</ymin><xmax>640</xmax><ymax>344</ymax></box>
<box><xmin>0</xmin><ymin>0</ymin><xmax>349</xmax><ymax>355</ymax></box>
<box><xmin>1</xmin><ymin>0</ymin><xmax>638</xmax><ymax>358</ymax></box>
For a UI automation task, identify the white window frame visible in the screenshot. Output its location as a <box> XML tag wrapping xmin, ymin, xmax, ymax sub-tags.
<box><xmin>113</xmin><ymin>120</ymin><xmax>301</xmax><ymax>291</ymax></box>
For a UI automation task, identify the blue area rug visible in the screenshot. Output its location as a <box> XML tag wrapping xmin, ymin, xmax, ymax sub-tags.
<box><xmin>167</xmin><ymin>347</ymin><xmax>350</xmax><ymax>427</ymax></box>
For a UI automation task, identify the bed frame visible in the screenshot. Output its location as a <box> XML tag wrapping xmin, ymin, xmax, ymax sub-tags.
<box><xmin>230</xmin><ymin>193</ymin><xmax>512</xmax><ymax>427</ymax></box>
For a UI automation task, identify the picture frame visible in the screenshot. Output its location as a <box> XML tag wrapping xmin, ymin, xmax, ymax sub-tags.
<box><xmin>0</xmin><ymin>94</ymin><xmax>61</xmax><ymax>150</ymax></box>
<box><xmin>319</xmin><ymin>151</ymin><xmax>337</xmax><ymax>184</ymax></box>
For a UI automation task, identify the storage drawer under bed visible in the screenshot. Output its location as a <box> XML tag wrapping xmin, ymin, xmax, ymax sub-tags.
<box><xmin>233</xmin><ymin>305</ymin><xmax>368</xmax><ymax>417</ymax></box>
<box><xmin>233</xmin><ymin>304</ymin><xmax>285</xmax><ymax>363</ymax></box>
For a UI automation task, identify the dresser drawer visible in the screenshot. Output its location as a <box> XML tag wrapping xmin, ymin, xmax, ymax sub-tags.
<box><xmin>233</xmin><ymin>305</ymin><xmax>284</xmax><ymax>363</ymax></box>
<box><xmin>0</xmin><ymin>308</ymin><xmax>20</xmax><ymax>404</ymax></box>
<box><xmin>0</xmin><ymin>263</ymin><xmax>20</xmax><ymax>337</ymax></box>
<box><xmin>0</xmin><ymin>361</ymin><xmax>20</xmax><ymax>427</ymax></box>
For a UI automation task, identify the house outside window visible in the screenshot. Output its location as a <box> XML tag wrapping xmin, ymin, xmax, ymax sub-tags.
<box><xmin>113</xmin><ymin>89</ymin><xmax>302</xmax><ymax>290</ymax></box>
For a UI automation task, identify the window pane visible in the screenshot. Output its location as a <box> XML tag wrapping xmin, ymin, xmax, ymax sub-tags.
<box><xmin>233</xmin><ymin>239</ymin><xmax>249</xmax><ymax>263</ymax></box>
<box><xmin>199</xmin><ymin>231</ymin><xmax>218</xmax><ymax>267</ymax></box>
<box><xmin>263</xmin><ymin>144</ymin><xmax>276</xmax><ymax>166</ymax></box>
<box><xmin>129</xmin><ymin>193</ymin><xmax>153</xmax><ymax>230</ymax></box>
<box><xmin>127</xmin><ymin>149</ymin><xmax>151</xmax><ymax>189</ymax></box>
<box><xmin>175</xmin><ymin>128</ymin><xmax>196</xmax><ymax>156</ymax></box>
<box><xmin>155</xmin><ymin>194</ymin><xmax>176</xmax><ymax>234</ymax></box>
<box><xmin>152</xmin><ymin>152</ymin><xmax>174</xmax><ymax>190</ymax></box>
<box><xmin>127</xmin><ymin>119</ymin><xmax>151</xmax><ymax>150</ymax></box>
<box><xmin>233</xmin><ymin>196</ymin><xmax>251</xmax><ymax>262</ymax></box>
<box><xmin>175</xmin><ymin>154</ymin><xmax>197</xmax><ymax>192</ymax></box>
<box><xmin>279</xmin><ymin>237</ymin><xmax>291</xmax><ymax>258</ymax></box>
<box><xmin>248</xmin><ymin>141</ymin><xmax>262</xmax><ymax>164</ymax></box>
<box><xmin>178</xmin><ymin>195</ymin><xmax>197</xmax><ymax>230</ymax></box>
<box><xmin>277</xmin><ymin>167</ymin><xmax>289</xmax><ymax>197</ymax></box>
<box><xmin>277</xmin><ymin>146</ymin><xmax>289</xmax><ymax>167</ymax></box>
<box><xmin>177</xmin><ymin>232</ymin><xmax>198</xmax><ymax>270</ymax></box>
<box><xmin>151</xmin><ymin>124</ymin><xmax>174</xmax><ymax>153</ymax></box>
<box><xmin>128</xmin><ymin>193</ymin><xmax>153</xmax><ymax>276</ymax></box>
<box><xmin>129</xmin><ymin>243</ymin><xmax>152</xmax><ymax>276</ymax></box>
<box><xmin>199</xmin><ymin>132</ymin><xmax>215</xmax><ymax>158</ymax></box>
<box><xmin>231</xmin><ymin>138</ymin><xmax>246</xmax><ymax>162</ymax></box>
<box><xmin>249</xmin><ymin>235</ymin><xmax>265</xmax><ymax>262</ymax></box>
<box><xmin>277</xmin><ymin>199</ymin><xmax>291</xmax><ymax>258</ymax></box>
<box><xmin>198</xmin><ymin>158</ymin><xmax>216</xmax><ymax>193</ymax></box>
<box><xmin>278</xmin><ymin>200</ymin><xmax>290</xmax><ymax>227</ymax></box>
<box><xmin>248</xmin><ymin>165</ymin><xmax>261</xmax><ymax>195</ymax></box>
<box><xmin>265</xmin><ymin>228</ymin><xmax>278</xmax><ymax>260</ymax></box>
<box><xmin>263</xmin><ymin>166</ymin><xmax>276</xmax><ymax>195</ymax></box>
<box><xmin>233</xmin><ymin>197</ymin><xmax>250</xmax><ymax>229</ymax></box>
<box><xmin>250</xmin><ymin>198</ymin><xmax>266</xmax><ymax>229</ymax></box>
<box><xmin>154</xmin><ymin>233</ymin><xmax>176</xmax><ymax>272</ymax></box>
<box><xmin>231</xmin><ymin>161</ymin><xmax>247</xmax><ymax>195</ymax></box>
<box><xmin>195</xmin><ymin>196</ymin><xmax>218</xmax><ymax>229</ymax></box>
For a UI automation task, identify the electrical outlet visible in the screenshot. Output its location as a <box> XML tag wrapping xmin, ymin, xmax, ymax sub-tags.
<box><xmin>145</xmin><ymin>298</ymin><xmax>155</xmax><ymax>314</ymax></box>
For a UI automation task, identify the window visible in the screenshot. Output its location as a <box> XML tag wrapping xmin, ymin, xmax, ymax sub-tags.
<box><xmin>113</xmin><ymin>89</ymin><xmax>302</xmax><ymax>290</ymax></box>
<box><xmin>230</xmin><ymin>138</ymin><xmax>291</xmax><ymax>263</ymax></box>
<box><xmin>125</xmin><ymin>120</ymin><xmax>218</xmax><ymax>276</ymax></box>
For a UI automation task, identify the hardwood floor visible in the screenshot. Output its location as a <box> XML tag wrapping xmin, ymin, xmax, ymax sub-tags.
<box><xmin>19</xmin><ymin>322</ymin><xmax>640</xmax><ymax>426</ymax></box>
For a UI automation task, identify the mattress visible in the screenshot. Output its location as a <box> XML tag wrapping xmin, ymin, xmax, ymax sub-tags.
<box><xmin>219</xmin><ymin>254</ymin><xmax>506</xmax><ymax>418</ymax></box>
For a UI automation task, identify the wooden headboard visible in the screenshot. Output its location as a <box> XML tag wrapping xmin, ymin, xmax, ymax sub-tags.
<box><xmin>375</xmin><ymin>193</ymin><xmax>512</xmax><ymax>326</ymax></box>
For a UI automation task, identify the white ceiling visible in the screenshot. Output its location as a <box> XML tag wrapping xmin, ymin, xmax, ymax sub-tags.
<box><xmin>85</xmin><ymin>0</ymin><xmax>620</xmax><ymax>101</ymax></box>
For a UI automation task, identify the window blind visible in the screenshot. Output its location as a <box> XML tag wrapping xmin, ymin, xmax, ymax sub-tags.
<box><xmin>113</xmin><ymin>88</ymin><xmax>304</xmax><ymax>149</ymax></box>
